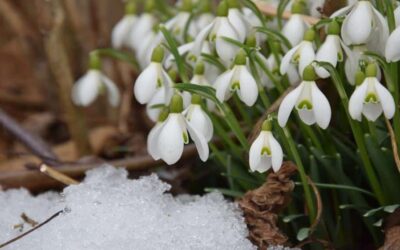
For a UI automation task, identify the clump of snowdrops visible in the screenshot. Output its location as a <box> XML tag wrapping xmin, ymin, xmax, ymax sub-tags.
<box><xmin>72</xmin><ymin>0</ymin><xmax>400</xmax><ymax>248</ymax></box>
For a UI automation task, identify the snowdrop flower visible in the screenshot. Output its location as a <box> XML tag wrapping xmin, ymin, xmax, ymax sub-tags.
<box><xmin>130</xmin><ymin>0</ymin><xmax>157</xmax><ymax>51</ymax></box>
<box><xmin>164</xmin><ymin>0</ymin><xmax>196</xmax><ymax>43</ymax></box>
<box><xmin>183</xmin><ymin>95</ymin><xmax>214</xmax><ymax>142</ymax></box>
<box><xmin>147</xmin><ymin>108</ymin><xmax>170</xmax><ymax>160</ymax></box>
<box><xmin>315</xmin><ymin>21</ymin><xmax>346</xmax><ymax>78</ymax></box>
<box><xmin>111</xmin><ymin>2</ymin><xmax>137</xmax><ymax>49</ymax></box>
<box><xmin>332</xmin><ymin>1</ymin><xmax>388</xmax><ymax>53</ymax></box>
<box><xmin>134</xmin><ymin>46</ymin><xmax>173</xmax><ymax>104</ymax></box>
<box><xmin>249</xmin><ymin>119</ymin><xmax>283</xmax><ymax>173</ymax></box>
<box><xmin>227</xmin><ymin>0</ymin><xmax>249</xmax><ymax>42</ymax></box>
<box><xmin>148</xmin><ymin>94</ymin><xmax>209</xmax><ymax>165</ymax></box>
<box><xmin>282</xmin><ymin>2</ymin><xmax>309</xmax><ymax>47</ymax></box>
<box><xmin>195</xmin><ymin>1</ymin><xmax>214</xmax><ymax>31</ymax></box>
<box><xmin>192</xmin><ymin>0</ymin><xmax>240</xmax><ymax>64</ymax></box>
<box><xmin>146</xmin><ymin>87</ymin><xmax>170</xmax><ymax>122</ymax></box>
<box><xmin>215</xmin><ymin>49</ymin><xmax>258</xmax><ymax>106</ymax></box>
<box><xmin>278</xmin><ymin>65</ymin><xmax>331</xmax><ymax>129</ymax></box>
<box><xmin>280</xmin><ymin>29</ymin><xmax>315</xmax><ymax>78</ymax></box>
<box><xmin>309</xmin><ymin>0</ymin><xmax>324</xmax><ymax>17</ymax></box>
<box><xmin>183</xmin><ymin>61</ymin><xmax>216</xmax><ymax>111</ymax></box>
<box><xmin>385</xmin><ymin>26</ymin><xmax>400</xmax><ymax>62</ymax></box>
<box><xmin>72</xmin><ymin>53</ymin><xmax>120</xmax><ymax>107</ymax></box>
<box><xmin>395</xmin><ymin>5</ymin><xmax>400</xmax><ymax>27</ymax></box>
<box><xmin>349</xmin><ymin>64</ymin><xmax>395</xmax><ymax>122</ymax></box>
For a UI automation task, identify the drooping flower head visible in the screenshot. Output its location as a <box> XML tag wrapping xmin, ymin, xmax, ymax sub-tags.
<box><xmin>385</xmin><ymin>26</ymin><xmax>400</xmax><ymax>62</ymax></box>
<box><xmin>134</xmin><ymin>46</ymin><xmax>173</xmax><ymax>104</ymax></box>
<box><xmin>111</xmin><ymin>1</ymin><xmax>138</xmax><ymax>49</ymax></box>
<box><xmin>349</xmin><ymin>63</ymin><xmax>395</xmax><ymax>122</ymax></box>
<box><xmin>227</xmin><ymin>0</ymin><xmax>249</xmax><ymax>42</ymax></box>
<box><xmin>278</xmin><ymin>65</ymin><xmax>331</xmax><ymax>129</ymax></box>
<box><xmin>282</xmin><ymin>0</ymin><xmax>309</xmax><ymax>47</ymax></box>
<box><xmin>215</xmin><ymin>49</ymin><xmax>258</xmax><ymax>106</ymax></box>
<box><xmin>72</xmin><ymin>52</ymin><xmax>120</xmax><ymax>107</ymax></box>
<box><xmin>249</xmin><ymin>119</ymin><xmax>283</xmax><ymax>173</ymax></box>
<box><xmin>164</xmin><ymin>0</ymin><xmax>196</xmax><ymax>43</ymax></box>
<box><xmin>147</xmin><ymin>94</ymin><xmax>209</xmax><ymax>165</ymax></box>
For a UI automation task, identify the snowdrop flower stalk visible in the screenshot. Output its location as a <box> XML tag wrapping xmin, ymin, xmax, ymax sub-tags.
<box><xmin>249</xmin><ymin>119</ymin><xmax>283</xmax><ymax>173</ymax></box>
<box><xmin>147</xmin><ymin>94</ymin><xmax>209</xmax><ymax>165</ymax></box>
<box><xmin>192</xmin><ymin>0</ymin><xmax>240</xmax><ymax>64</ymax></box>
<box><xmin>134</xmin><ymin>46</ymin><xmax>173</xmax><ymax>104</ymax></box>
<box><xmin>332</xmin><ymin>0</ymin><xmax>389</xmax><ymax>53</ymax></box>
<box><xmin>72</xmin><ymin>52</ymin><xmax>120</xmax><ymax>107</ymax></box>
<box><xmin>315</xmin><ymin>20</ymin><xmax>345</xmax><ymax>79</ymax></box>
<box><xmin>349</xmin><ymin>64</ymin><xmax>395</xmax><ymax>122</ymax></box>
<box><xmin>183</xmin><ymin>94</ymin><xmax>214</xmax><ymax>142</ymax></box>
<box><xmin>282</xmin><ymin>0</ymin><xmax>309</xmax><ymax>47</ymax></box>
<box><xmin>278</xmin><ymin>65</ymin><xmax>331</xmax><ymax>129</ymax></box>
<box><xmin>111</xmin><ymin>1</ymin><xmax>137</xmax><ymax>49</ymax></box>
<box><xmin>280</xmin><ymin>28</ymin><xmax>316</xmax><ymax>78</ymax></box>
<box><xmin>215</xmin><ymin>49</ymin><xmax>258</xmax><ymax>106</ymax></box>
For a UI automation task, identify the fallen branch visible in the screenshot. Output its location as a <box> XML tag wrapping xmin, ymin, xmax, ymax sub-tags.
<box><xmin>40</xmin><ymin>164</ymin><xmax>79</xmax><ymax>185</ymax></box>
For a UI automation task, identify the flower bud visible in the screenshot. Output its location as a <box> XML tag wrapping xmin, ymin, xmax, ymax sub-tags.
<box><xmin>170</xmin><ymin>94</ymin><xmax>184</xmax><ymax>113</ymax></box>
<box><xmin>151</xmin><ymin>46</ymin><xmax>165</xmax><ymax>63</ymax></box>
<box><xmin>261</xmin><ymin>119</ymin><xmax>272</xmax><ymax>131</ymax></box>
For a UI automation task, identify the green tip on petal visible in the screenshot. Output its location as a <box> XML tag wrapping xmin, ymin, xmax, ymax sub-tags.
<box><xmin>302</xmin><ymin>65</ymin><xmax>318</xmax><ymax>81</ymax></box>
<box><xmin>234</xmin><ymin>49</ymin><xmax>247</xmax><ymax>65</ymax></box>
<box><xmin>144</xmin><ymin>0</ymin><xmax>156</xmax><ymax>12</ymax></box>
<box><xmin>365</xmin><ymin>63</ymin><xmax>378</xmax><ymax>77</ymax></box>
<box><xmin>194</xmin><ymin>61</ymin><xmax>205</xmax><ymax>75</ymax></box>
<box><xmin>327</xmin><ymin>20</ymin><xmax>340</xmax><ymax>35</ymax></box>
<box><xmin>261</xmin><ymin>120</ymin><xmax>272</xmax><ymax>131</ymax></box>
<box><xmin>227</xmin><ymin>0</ymin><xmax>240</xmax><ymax>9</ymax></box>
<box><xmin>191</xmin><ymin>94</ymin><xmax>202</xmax><ymax>105</ymax></box>
<box><xmin>125</xmin><ymin>1</ymin><xmax>136</xmax><ymax>15</ymax></box>
<box><xmin>180</xmin><ymin>0</ymin><xmax>193</xmax><ymax>12</ymax></box>
<box><xmin>89</xmin><ymin>51</ymin><xmax>101</xmax><ymax>70</ymax></box>
<box><xmin>151</xmin><ymin>45</ymin><xmax>165</xmax><ymax>63</ymax></box>
<box><xmin>291</xmin><ymin>0</ymin><xmax>307</xmax><ymax>14</ymax></box>
<box><xmin>245</xmin><ymin>34</ymin><xmax>257</xmax><ymax>47</ymax></box>
<box><xmin>158</xmin><ymin>107</ymin><xmax>170</xmax><ymax>122</ymax></box>
<box><xmin>304</xmin><ymin>29</ymin><xmax>316</xmax><ymax>42</ymax></box>
<box><xmin>170</xmin><ymin>94</ymin><xmax>184</xmax><ymax>113</ymax></box>
<box><xmin>217</xmin><ymin>0</ymin><xmax>229</xmax><ymax>16</ymax></box>
<box><xmin>354</xmin><ymin>71</ymin><xmax>366</xmax><ymax>86</ymax></box>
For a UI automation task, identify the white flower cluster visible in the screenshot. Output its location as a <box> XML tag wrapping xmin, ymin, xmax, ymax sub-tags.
<box><xmin>71</xmin><ymin>0</ymin><xmax>400</xmax><ymax>174</ymax></box>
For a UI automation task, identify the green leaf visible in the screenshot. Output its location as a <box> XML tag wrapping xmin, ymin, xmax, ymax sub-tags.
<box><xmin>159</xmin><ymin>25</ymin><xmax>189</xmax><ymax>82</ymax></box>
<box><xmin>174</xmin><ymin>83</ymin><xmax>218</xmax><ymax>103</ymax></box>
<box><xmin>204</xmin><ymin>188</ymin><xmax>244</xmax><ymax>198</ymax></box>
<box><xmin>94</xmin><ymin>48</ymin><xmax>139</xmax><ymax>69</ymax></box>
<box><xmin>277</xmin><ymin>0</ymin><xmax>291</xmax><ymax>29</ymax></box>
<box><xmin>297</xmin><ymin>227</ymin><xmax>310</xmax><ymax>241</ymax></box>
<box><xmin>384</xmin><ymin>204</ymin><xmax>400</xmax><ymax>213</ymax></box>
<box><xmin>294</xmin><ymin>182</ymin><xmax>375</xmax><ymax>197</ymax></box>
<box><xmin>240</xmin><ymin>0</ymin><xmax>267</xmax><ymax>27</ymax></box>
<box><xmin>373</xmin><ymin>219</ymin><xmax>383</xmax><ymax>227</ymax></box>
<box><xmin>256</xmin><ymin>27</ymin><xmax>292</xmax><ymax>50</ymax></box>
<box><xmin>201</xmin><ymin>53</ymin><xmax>226</xmax><ymax>72</ymax></box>
<box><xmin>363</xmin><ymin>207</ymin><xmax>384</xmax><ymax>217</ymax></box>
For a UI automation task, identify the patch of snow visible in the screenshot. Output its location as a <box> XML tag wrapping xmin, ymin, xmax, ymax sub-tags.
<box><xmin>0</xmin><ymin>165</ymin><xmax>255</xmax><ymax>250</ymax></box>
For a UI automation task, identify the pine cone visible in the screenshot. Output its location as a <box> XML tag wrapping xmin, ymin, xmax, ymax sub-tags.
<box><xmin>238</xmin><ymin>162</ymin><xmax>297</xmax><ymax>249</ymax></box>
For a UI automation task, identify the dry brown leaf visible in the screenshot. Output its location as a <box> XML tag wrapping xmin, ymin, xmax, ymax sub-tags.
<box><xmin>238</xmin><ymin>162</ymin><xmax>297</xmax><ymax>249</ymax></box>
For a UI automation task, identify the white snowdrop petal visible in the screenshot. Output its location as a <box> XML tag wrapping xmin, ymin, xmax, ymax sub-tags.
<box><xmin>368</xmin><ymin>7</ymin><xmax>390</xmax><ymax>54</ymax></box>
<box><xmin>330</xmin><ymin>4</ymin><xmax>353</xmax><ymax>18</ymax></box>
<box><xmin>147</xmin><ymin>123</ymin><xmax>163</xmax><ymax>160</ymax></box>
<box><xmin>249</xmin><ymin>134</ymin><xmax>265</xmax><ymax>172</ymax></box>
<box><xmin>298</xmin><ymin>109</ymin><xmax>316</xmax><ymax>125</ymax></box>
<box><xmin>268</xmin><ymin>133</ymin><xmax>283</xmax><ymax>172</ymax></box>
<box><xmin>157</xmin><ymin>115</ymin><xmax>185</xmax><ymax>165</ymax></box>
<box><xmin>215</xmin><ymin>70</ymin><xmax>234</xmax><ymax>102</ymax></box>
<box><xmin>395</xmin><ymin>6</ymin><xmax>400</xmax><ymax>27</ymax></box>
<box><xmin>298</xmin><ymin>42</ymin><xmax>315</xmax><ymax>77</ymax></box>
<box><xmin>348</xmin><ymin>81</ymin><xmax>369</xmax><ymax>121</ymax></box>
<box><xmin>165</xmin><ymin>42</ymin><xmax>194</xmax><ymax>68</ymax></box>
<box><xmin>228</xmin><ymin>9</ymin><xmax>248</xmax><ymax>42</ymax></box>
<box><xmin>385</xmin><ymin>27</ymin><xmax>400</xmax><ymax>62</ymax></box>
<box><xmin>112</xmin><ymin>16</ymin><xmax>136</xmax><ymax>49</ymax></box>
<box><xmin>363</xmin><ymin>102</ymin><xmax>383</xmax><ymax>121</ymax></box>
<box><xmin>186</xmin><ymin>105</ymin><xmax>214</xmax><ymax>142</ymax></box>
<box><xmin>311</xmin><ymin>82</ymin><xmax>331</xmax><ymax>129</ymax></box>
<box><xmin>315</xmin><ymin>35</ymin><xmax>339</xmax><ymax>78</ymax></box>
<box><xmin>185</xmin><ymin>119</ymin><xmax>209</xmax><ymax>162</ymax></box>
<box><xmin>192</xmin><ymin>22</ymin><xmax>214</xmax><ymax>57</ymax></box>
<box><xmin>131</xmin><ymin>14</ymin><xmax>156</xmax><ymax>49</ymax></box>
<box><xmin>134</xmin><ymin>63</ymin><xmax>160</xmax><ymax>104</ymax></box>
<box><xmin>374</xmin><ymin>80</ymin><xmax>396</xmax><ymax>119</ymax></box>
<box><xmin>282</xmin><ymin>14</ymin><xmax>308</xmax><ymax>47</ymax></box>
<box><xmin>146</xmin><ymin>88</ymin><xmax>167</xmax><ymax>122</ymax></box>
<box><xmin>215</xmin><ymin>19</ymin><xmax>240</xmax><ymax>63</ymax></box>
<box><xmin>342</xmin><ymin>2</ymin><xmax>373</xmax><ymax>45</ymax></box>
<box><xmin>277</xmin><ymin>83</ymin><xmax>304</xmax><ymax>127</ymax></box>
<box><xmin>237</xmin><ymin>66</ymin><xmax>258</xmax><ymax>106</ymax></box>
<box><xmin>101</xmin><ymin>75</ymin><xmax>120</xmax><ymax>107</ymax></box>
<box><xmin>280</xmin><ymin>44</ymin><xmax>301</xmax><ymax>75</ymax></box>
<box><xmin>73</xmin><ymin>71</ymin><xmax>101</xmax><ymax>106</ymax></box>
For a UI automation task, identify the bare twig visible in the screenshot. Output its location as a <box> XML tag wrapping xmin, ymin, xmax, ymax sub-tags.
<box><xmin>385</xmin><ymin>119</ymin><xmax>400</xmax><ymax>173</ymax></box>
<box><xmin>43</xmin><ymin>0</ymin><xmax>92</xmax><ymax>156</ymax></box>
<box><xmin>0</xmin><ymin>108</ymin><xmax>58</xmax><ymax>165</ymax></box>
<box><xmin>40</xmin><ymin>164</ymin><xmax>79</xmax><ymax>185</ymax></box>
<box><xmin>0</xmin><ymin>210</ymin><xmax>63</xmax><ymax>249</ymax></box>
<box><xmin>307</xmin><ymin>176</ymin><xmax>323</xmax><ymax>234</ymax></box>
